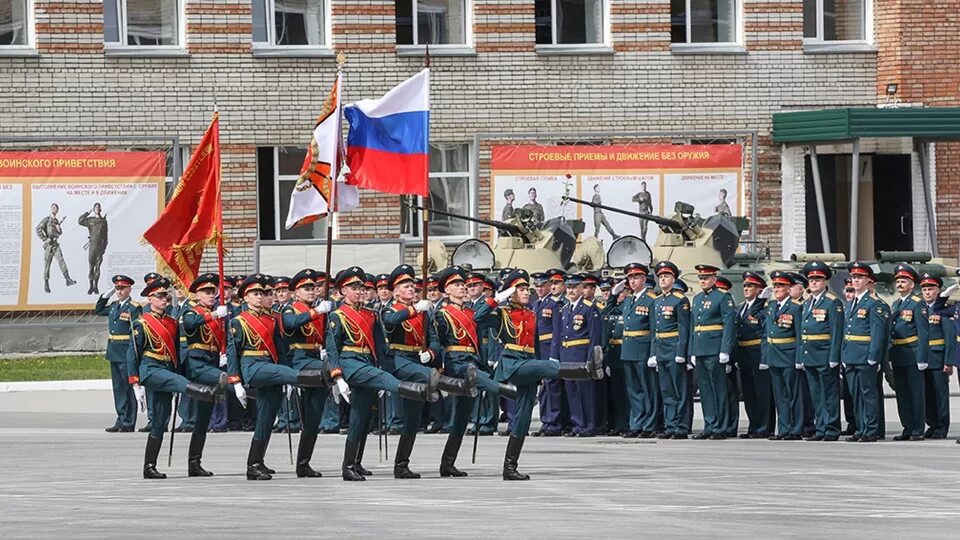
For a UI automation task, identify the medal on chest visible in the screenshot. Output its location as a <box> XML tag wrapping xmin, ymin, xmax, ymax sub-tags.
<box><xmin>857</xmin><ymin>308</ymin><xmax>867</xmax><ymax>319</ymax></box>
<box><xmin>900</xmin><ymin>310</ymin><xmax>913</xmax><ymax>323</ymax></box>
<box><xmin>542</xmin><ymin>308</ymin><xmax>552</xmax><ymax>319</ymax></box>
<box><xmin>572</xmin><ymin>314</ymin><xmax>584</xmax><ymax>331</ymax></box>
<box><xmin>662</xmin><ymin>305</ymin><xmax>674</xmax><ymax>320</ymax></box>
<box><xmin>812</xmin><ymin>308</ymin><xmax>827</xmax><ymax>322</ymax></box>
<box><xmin>777</xmin><ymin>313</ymin><xmax>793</xmax><ymax>328</ymax></box>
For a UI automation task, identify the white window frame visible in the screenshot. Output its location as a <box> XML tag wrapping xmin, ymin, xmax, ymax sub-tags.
<box><xmin>671</xmin><ymin>0</ymin><xmax>743</xmax><ymax>50</ymax></box>
<box><xmin>272</xmin><ymin>147</ymin><xmax>335</xmax><ymax>240</ymax></box>
<box><xmin>803</xmin><ymin>0</ymin><xmax>874</xmax><ymax>51</ymax></box>
<box><xmin>103</xmin><ymin>0</ymin><xmax>187</xmax><ymax>53</ymax></box>
<box><xmin>252</xmin><ymin>0</ymin><xmax>332</xmax><ymax>55</ymax></box>
<box><xmin>535</xmin><ymin>0</ymin><xmax>612</xmax><ymax>55</ymax></box>
<box><xmin>0</xmin><ymin>0</ymin><xmax>36</xmax><ymax>54</ymax></box>
<box><xmin>411</xmin><ymin>0</ymin><xmax>471</xmax><ymax>47</ymax></box>
<box><xmin>401</xmin><ymin>142</ymin><xmax>475</xmax><ymax>244</ymax></box>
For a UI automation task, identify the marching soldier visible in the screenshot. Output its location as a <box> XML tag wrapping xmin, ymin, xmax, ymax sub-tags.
<box><xmin>78</xmin><ymin>203</ymin><xmax>108</xmax><ymax>295</ymax></box>
<box><xmin>532</xmin><ymin>268</ymin><xmax>567</xmax><ymax>437</ymax></box>
<box><xmin>380</xmin><ymin>264</ymin><xmax>477</xmax><ymax>478</ymax></box>
<box><xmin>492</xmin><ymin>269</ymin><xmax>604</xmax><ymax>480</ymax></box>
<box><xmin>889</xmin><ymin>264</ymin><xmax>929</xmax><ymax>441</ymax></box>
<box><xmin>226</xmin><ymin>274</ymin><xmax>328</xmax><ymax>481</ymax></box>
<box><xmin>688</xmin><ymin>264</ymin><xmax>737</xmax><ymax>440</ymax></box>
<box><xmin>326</xmin><ymin>266</ymin><xmax>440</xmax><ymax>481</ymax></box>
<box><xmin>36</xmin><ymin>202</ymin><xmax>76</xmax><ymax>292</ymax></box>
<box><xmin>761</xmin><ymin>271</ymin><xmax>804</xmax><ymax>441</ymax></box>
<box><xmin>735</xmin><ymin>272</ymin><xmax>774</xmax><ymax>438</ymax></box>
<box><xmin>127</xmin><ymin>277</ymin><xmax>227</xmax><ymax>479</ymax></box>
<box><xmin>552</xmin><ymin>273</ymin><xmax>602</xmax><ymax>437</ymax></box>
<box><xmin>841</xmin><ymin>262</ymin><xmax>889</xmax><ymax>443</ymax></box>
<box><xmin>918</xmin><ymin>274</ymin><xmax>955</xmax><ymax>439</ymax></box>
<box><xmin>467</xmin><ymin>273</ymin><xmax>499</xmax><ymax>437</ymax></box>
<box><xmin>95</xmin><ymin>275</ymin><xmax>141</xmax><ymax>432</ymax></box>
<box><xmin>616</xmin><ymin>262</ymin><xmax>661</xmax><ymax>438</ymax></box>
<box><xmin>650</xmin><ymin>261</ymin><xmax>691</xmax><ymax>439</ymax></box>
<box><xmin>798</xmin><ymin>262</ymin><xmax>845</xmax><ymax>441</ymax></box>
<box><xmin>180</xmin><ymin>273</ymin><xmax>231</xmax><ymax>475</ymax></box>
<box><xmin>273</xmin><ymin>276</ymin><xmax>302</xmax><ymax>435</ymax></box>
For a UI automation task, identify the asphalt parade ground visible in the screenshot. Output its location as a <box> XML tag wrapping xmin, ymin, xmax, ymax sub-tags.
<box><xmin>1</xmin><ymin>390</ymin><xmax>958</xmax><ymax>539</ymax></box>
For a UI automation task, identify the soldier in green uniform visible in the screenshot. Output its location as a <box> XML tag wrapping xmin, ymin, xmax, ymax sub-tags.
<box><xmin>600</xmin><ymin>277</ymin><xmax>629</xmax><ymax>436</ymax></box>
<box><xmin>78</xmin><ymin>203</ymin><xmax>108</xmax><ymax>295</ymax></box>
<box><xmin>127</xmin><ymin>277</ymin><xmax>227</xmax><ymax>479</ymax></box>
<box><xmin>326</xmin><ymin>266</ymin><xmax>440</xmax><ymax>481</ymax></box>
<box><xmin>798</xmin><ymin>262</ymin><xmax>845</xmax><ymax>441</ymax></box>
<box><xmin>616</xmin><ymin>262</ymin><xmax>661</xmax><ymax>438</ymax></box>
<box><xmin>36</xmin><ymin>202</ymin><xmax>76</xmax><ymax>293</ymax></box>
<box><xmin>688</xmin><ymin>264</ymin><xmax>737</xmax><ymax>440</ymax></box>
<box><xmin>888</xmin><ymin>264</ymin><xmax>930</xmax><ymax>441</ymax></box>
<box><xmin>761</xmin><ymin>271</ymin><xmax>804</xmax><ymax>440</ymax></box>
<box><xmin>918</xmin><ymin>274</ymin><xmax>956</xmax><ymax>438</ymax></box>
<box><xmin>95</xmin><ymin>274</ymin><xmax>141</xmax><ymax>432</ymax></box>
<box><xmin>650</xmin><ymin>261</ymin><xmax>691</xmax><ymax>439</ymax></box>
<box><xmin>714</xmin><ymin>274</ymin><xmax>741</xmax><ymax>437</ymax></box>
<box><xmin>273</xmin><ymin>276</ymin><xmax>302</xmax><ymax>435</ymax></box>
<box><xmin>841</xmin><ymin>262</ymin><xmax>889</xmax><ymax>443</ymax></box>
<box><xmin>735</xmin><ymin>272</ymin><xmax>774</xmax><ymax>438</ymax></box>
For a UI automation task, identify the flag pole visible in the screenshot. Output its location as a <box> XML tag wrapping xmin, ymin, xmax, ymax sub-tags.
<box><xmin>212</xmin><ymin>107</ymin><xmax>227</xmax><ymax>355</ymax></box>
<box><xmin>325</xmin><ymin>53</ymin><xmax>346</xmax><ymax>300</ymax></box>
<box><xmin>420</xmin><ymin>46</ymin><xmax>431</xmax><ymax>347</ymax></box>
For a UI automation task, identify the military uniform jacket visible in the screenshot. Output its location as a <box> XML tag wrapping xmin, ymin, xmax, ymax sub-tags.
<box><xmin>434</xmin><ymin>298</ymin><xmax>497</xmax><ymax>370</ymax></box>
<box><xmin>761</xmin><ymin>298</ymin><xmax>803</xmax><ymax>368</ymax></box>
<box><xmin>281</xmin><ymin>301</ymin><xmax>327</xmax><ymax>366</ymax></box>
<box><xmin>799</xmin><ymin>292</ymin><xmax>844</xmax><ymax>367</ymax></box>
<box><xmin>95</xmin><ymin>296</ymin><xmax>141</xmax><ymax>363</ymax></box>
<box><xmin>535</xmin><ymin>294</ymin><xmax>563</xmax><ymax>360</ymax></box>
<box><xmin>926</xmin><ymin>299</ymin><xmax>957</xmax><ymax>369</ymax></box>
<box><xmin>472</xmin><ymin>296</ymin><xmax>501</xmax><ymax>366</ymax></box>
<box><xmin>380</xmin><ymin>301</ymin><xmax>440</xmax><ymax>372</ymax></box>
<box><xmin>36</xmin><ymin>215</ymin><xmax>62</xmax><ymax>244</ymax></box>
<box><xmin>735</xmin><ymin>298</ymin><xmax>765</xmax><ymax>350</ymax></box>
<box><xmin>841</xmin><ymin>293</ymin><xmax>889</xmax><ymax>366</ymax></box>
<box><xmin>77</xmin><ymin>211</ymin><xmax>108</xmax><ymax>250</ymax></box>
<box><xmin>651</xmin><ymin>290</ymin><xmax>690</xmax><ymax>360</ymax></box>
<box><xmin>688</xmin><ymin>287</ymin><xmax>737</xmax><ymax>357</ymax></box>
<box><xmin>182</xmin><ymin>303</ymin><xmax>227</xmax><ymax>363</ymax></box>
<box><xmin>492</xmin><ymin>303</ymin><xmax>537</xmax><ymax>382</ymax></box>
<box><xmin>889</xmin><ymin>294</ymin><xmax>930</xmax><ymax>368</ymax></box>
<box><xmin>619</xmin><ymin>288</ymin><xmax>657</xmax><ymax>361</ymax></box>
<box><xmin>127</xmin><ymin>310</ymin><xmax>180</xmax><ymax>385</ymax></box>
<box><xmin>227</xmin><ymin>306</ymin><xmax>290</xmax><ymax>384</ymax></box>
<box><xmin>325</xmin><ymin>303</ymin><xmax>383</xmax><ymax>379</ymax></box>
<box><xmin>551</xmin><ymin>297</ymin><xmax>601</xmax><ymax>362</ymax></box>
<box><xmin>601</xmin><ymin>299</ymin><xmax>625</xmax><ymax>369</ymax></box>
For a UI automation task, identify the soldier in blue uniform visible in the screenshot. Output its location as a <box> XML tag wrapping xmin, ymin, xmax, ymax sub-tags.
<box><xmin>841</xmin><ymin>262</ymin><xmax>889</xmax><ymax>442</ymax></box>
<box><xmin>532</xmin><ymin>268</ymin><xmax>568</xmax><ymax>437</ymax></box>
<box><xmin>918</xmin><ymin>274</ymin><xmax>956</xmax><ymax>439</ymax></box>
<box><xmin>326</xmin><ymin>266</ymin><xmax>440</xmax><ymax>481</ymax></box>
<box><xmin>650</xmin><ymin>261</ymin><xmax>691</xmax><ymax>439</ymax></box>
<box><xmin>600</xmin><ymin>276</ymin><xmax>629</xmax><ymax>436</ymax></box>
<box><xmin>761</xmin><ymin>271</ymin><xmax>804</xmax><ymax>440</ymax></box>
<box><xmin>616</xmin><ymin>262</ymin><xmax>661</xmax><ymax>438</ymax></box>
<box><xmin>888</xmin><ymin>264</ymin><xmax>930</xmax><ymax>441</ymax></box>
<box><xmin>226</xmin><ymin>274</ymin><xmax>329</xmax><ymax>480</ymax></box>
<box><xmin>798</xmin><ymin>262</ymin><xmax>845</xmax><ymax>441</ymax></box>
<box><xmin>688</xmin><ymin>264</ymin><xmax>737</xmax><ymax>440</ymax></box>
<box><xmin>180</xmin><ymin>273</ymin><xmax>231</xmax><ymax>475</ymax></box>
<box><xmin>127</xmin><ymin>277</ymin><xmax>227</xmax><ymax>479</ymax></box>
<box><xmin>735</xmin><ymin>272</ymin><xmax>774</xmax><ymax>438</ymax></box>
<box><xmin>95</xmin><ymin>274</ymin><xmax>141</xmax><ymax>432</ymax></box>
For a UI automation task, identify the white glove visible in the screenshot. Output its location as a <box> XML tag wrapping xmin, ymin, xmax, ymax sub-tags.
<box><xmin>549</xmin><ymin>357</ymin><xmax>559</xmax><ymax>364</ymax></box>
<box><xmin>867</xmin><ymin>360</ymin><xmax>877</xmax><ymax>366</ymax></box>
<box><xmin>320</xmin><ymin>348</ymin><xmax>328</xmax><ymax>361</ymax></box>
<box><xmin>133</xmin><ymin>384</ymin><xmax>146</xmax><ymax>412</ymax></box>
<box><xmin>611</xmin><ymin>280</ymin><xmax>626</xmax><ymax>296</ymax></box>
<box><xmin>647</xmin><ymin>357</ymin><xmax>657</xmax><ymax>368</ymax></box>
<box><xmin>418</xmin><ymin>350</ymin><xmax>432</xmax><ymax>364</ymax></box>
<box><xmin>378</xmin><ymin>390</ymin><xmax>385</xmax><ymax>398</ymax></box>
<box><xmin>829</xmin><ymin>361</ymin><xmax>839</xmax><ymax>369</ymax></box>
<box><xmin>440</xmin><ymin>389</ymin><xmax>450</xmax><ymax>398</ymax></box>
<box><xmin>759</xmin><ymin>286</ymin><xmax>773</xmax><ymax>300</ymax></box>
<box><xmin>315</xmin><ymin>300</ymin><xmax>333</xmax><ymax>314</ymax></box>
<box><xmin>233</xmin><ymin>383</ymin><xmax>247</xmax><ymax>408</ymax></box>
<box><xmin>941</xmin><ymin>283</ymin><xmax>958</xmax><ymax>298</ymax></box>
<box><xmin>690</xmin><ymin>357</ymin><xmax>697</xmax><ymax>367</ymax></box>
<box><xmin>218</xmin><ymin>353</ymin><xmax>227</xmax><ymax>367</ymax></box>
<box><xmin>495</xmin><ymin>286</ymin><xmax>516</xmax><ymax>304</ymax></box>
<box><xmin>605</xmin><ymin>366</ymin><xmax>611</xmax><ymax>377</ymax></box>
<box><xmin>332</xmin><ymin>377</ymin><xmax>351</xmax><ymax>404</ymax></box>
<box><xmin>675</xmin><ymin>356</ymin><xmax>685</xmax><ymax>364</ymax></box>
<box><xmin>214</xmin><ymin>305</ymin><xmax>228</xmax><ymax>319</ymax></box>
<box><xmin>725</xmin><ymin>365</ymin><xmax>732</xmax><ymax>374</ymax></box>
<box><xmin>759</xmin><ymin>363</ymin><xmax>770</xmax><ymax>371</ymax></box>
<box><xmin>719</xmin><ymin>353</ymin><xmax>730</xmax><ymax>364</ymax></box>
<box><xmin>285</xmin><ymin>385</ymin><xmax>294</xmax><ymax>399</ymax></box>
<box><xmin>414</xmin><ymin>299</ymin><xmax>432</xmax><ymax>313</ymax></box>
<box><xmin>487</xmin><ymin>359</ymin><xmax>496</xmax><ymax>368</ymax></box>
<box><xmin>104</xmin><ymin>289</ymin><xmax>116</xmax><ymax>300</ymax></box>
<box><xmin>795</xmin><ymin>363</ymin><xmax>803</xmax><ymax>370</ymax></box>
<box><xmin>918</xmin><ymin>363</ymin><xmax>929</xmax><ymax>371</ymax></box>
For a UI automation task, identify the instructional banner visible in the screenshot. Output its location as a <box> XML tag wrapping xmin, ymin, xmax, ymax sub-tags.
<box><xmin>491</xmin><ymin>144</ymin><xmax>743</xmax><ymax>246</ymax></box>
<box><xmin>0</xmin><ymin>152</ymin><xmax>165</xmax><ymax>311</ymax></box>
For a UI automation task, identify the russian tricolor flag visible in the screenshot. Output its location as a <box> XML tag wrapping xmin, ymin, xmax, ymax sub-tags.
<box><xmin>345</xmin><ymin>69</ymin><xmax>430</xmax><ymax>197</ymax></box>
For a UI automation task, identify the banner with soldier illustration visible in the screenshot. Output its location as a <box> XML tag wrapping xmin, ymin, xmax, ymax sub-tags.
<box><xmin>491</xmin><ymin>144</ymin><xmax>743</xmax><ymax>247</ymax></box>
<box><xmin>0</xmin><ymin>152</ymin><xmax>165</xmax><ymax>310</ymax></box>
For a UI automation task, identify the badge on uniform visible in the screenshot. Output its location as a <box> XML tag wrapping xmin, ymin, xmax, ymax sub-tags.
<box><xmin>747</xmin><ymin>315</ymin><xmax>758</xmax><ymax>325</ymax></box>
<box><xmin>543</xmin><ymin>308</ymin><xmax>552</xmax><ymax>318</ymax></box>
<box><xmin>662</xmin><ymin>306</ymin><xmax>674</xmax><ymax>320</ymax></box>
<box><xmin>777</xmin><ymin>314</ymin><xmax>793</xmax><ymax>328</ymax></box>
<box><xmin>857</xmin><ymin>308</ymin><xmax>867</xmax><ymax>319</ymax></box>
<box><xmin>703</xmin><ymin>300</ymin><xmax>712</xmax><ymax>310</ymax></box>
<box><xmin>900</xmin><ymin>310</ymin><xmax>913</xmax><ymax>322</ymax></box>
<box><xmin>930</xmin><ymin>314</ymin><xmax>941</xmax><ymax>325</ymax></box>
<box><xmin>119</xmin><ymin>312</ymin><xmax>130</xmax><ymax>321</ymax></box>
<box><xmin>812</xmin><ymin>308</ymin><xmax>826</xmax><ymax>322</ymax></box>
<box><xmin>635</xmin><ymin>306</ymin><xmax>648</xmax><ymax>316</ymax></box>
<box><xmin>572</xmin><ymin>314</ymin><xmax>584</xmax><ymax>331</ymax></box>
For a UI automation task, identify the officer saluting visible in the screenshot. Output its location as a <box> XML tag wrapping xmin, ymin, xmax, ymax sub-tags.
<box><xmin>761</xmin><ymin>271</ymin><xmax>804</xmax><ymax>441</ymax></box>
<box><xmin>688</xmin><ymin>264</ymin><xmax>736</xmax><ymax>439</ymax></box>
<box><xmin>649</xmin><ymin>261</ymin><xmax>691</xmax><ymax>439</ymax></box>
<box><xmin>96</xmin><ymin>274</ymin><xmax>141</xmax><ymax>432</ymax></box>
<box><xmin>735</xmin><ymin>271</ymin><xmax>773</xmax><ymax>438</ymax></box>
<box><xmin>889</xmin><ymin>264</ymin><xmax>929</xmax><ymax>441</ymax></box>
<box><xmin>798</xmin><ymin>262</ymin><xmax>845</xmax><ymax>441</ymax></box>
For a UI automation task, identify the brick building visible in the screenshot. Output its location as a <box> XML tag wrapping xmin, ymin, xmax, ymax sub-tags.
<box><xmin>1</xmin><ymin>0</ymin><xmax>957</xmax><ymax>274</ymax></box>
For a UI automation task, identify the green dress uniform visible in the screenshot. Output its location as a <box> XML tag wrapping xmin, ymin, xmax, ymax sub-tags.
<box><xmin>601</xmin><ymin>297</ymin><xmax>630</xmax><ymax>434</ymax></box>
<box><xmin>174</xmin><ymin>298</ymin><xmax>196</xmax><ymax>432</ymax></box>
<box><xmin>650</xmin><ymin>262</ymin><xmax>691</xmax><ymax>438</ymax></box>
<box><xmin>889</xmin><ymin>265</ymin><xmax>930</xmax><ymax>440</ymax></box>
<box><xmin>95</xmin><ymin>275</ymin><xmax>141</xmax><ymax>431</ymax></box>
<box><xmin>799</xmin><ymin>290</ymin><xmax>845</xmax><ymax>440</ymax></box>
<box><xmin>921</xmin><ymin>280</ymin><xmax>956</xmax><ymax>438</ymax></box>
<box><xmin>619</xmin><ymin>264</ymin><xmax>662</xmax><ymax>437</ymax></box>
<box><xmin>688</xmin><ymin>267</ymin><xmax>737</xmax><ymax>439</ymax></box>
<box><xmin>761</xmin><ymin>276</ymin><xmax>805</xmax><ymax>439</ymax></box>
<box><xmin>735</xmin><ymin>277</ymin><xmax>774</xmax><ymax>438</ymax></box>
<box><xmin>472</xmin><ymin>294</ymin><xmax>502</xmax><ymax>435</ymax></box>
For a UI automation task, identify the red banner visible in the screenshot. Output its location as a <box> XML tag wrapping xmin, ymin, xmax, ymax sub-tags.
<box><xmin>491</xmin><ymin>144</ymin><xmax>742</xmax><ymax>171</ymax></box>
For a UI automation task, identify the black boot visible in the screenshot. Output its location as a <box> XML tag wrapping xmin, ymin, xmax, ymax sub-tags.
<box><xmin>439</xmin><ymin>435</ymin><xmax>468</xmax><ymax>477</ymax></box>
<box><xmin>394</xmin><ymin>434</ymin><xmax>421</xmax><ymax>479</ymax></box>
<box><xmin>397</xmin><ymin>380</ymin><xmax>437</xmax><ymax>403</ymax></box>
<box><xmin>65</xmin><ymin>272</ymin><xmax>76</xmax><ymax>286</ymax></box>
<box><xmin>184</xmin><ymin>381</ymin><xmax>219</xmax><ymax>403</ymax></box>
<box><xmin>342</xmin><ymin>438</ymin><xmax>365</xmax><ymax>481</ymax></box>
<box><xmin>297</xmin><ymin>369</ymin><xmax>328</xmax><ymax>387</ymax></box>
<box><xmin>503</xmin><ymin>435</ymin><xmax>530</xmax><ymax>481</ymax></box>
<box><xmin>86</xmin><ymin>280</ymin><xmax>93</xmax><ymax>295</ymax></box>
<box><xmin>92</xmin><ymin>281</ymin><xmax>99</xmax><ymax>294</ymax></box>
<box><xmin>498</xmin><ymin>383</ymin><xmax>518</xmax><ymax>400</ymax></box>
<box><xmin>44</xmin><ymin>279</ymin><xmax>50</xmax><ymax>293</ymax></box>
<box><xmin>246</xmin><ymin>439</ymin><xmax>272</xmax><ymax>480</ymax></box>
<box><xmin>296</xmin><ymin>433</ymin><xmax>322</xmax><ymax>478</ymax></box>
<box><xmin>438</xmin><ymin>363</ymin><xmax>477</xmax><ymax>397</ymax></box>
<box><xmin>187</xmin><ymin>431</ymin><xmax>213</xmax><ymax>477</ymax></box>
<box><xmin>559</xmin><ymin>363</ymin><xmax>592</xmax><ymax>380</ymax></box>
<box><xmin>143</xmin><ymin>436</ymin><xmax>167</xmax><ymax>479</ymax></box>
<box><xmin>354</xmin><ymin>436</ymin><xmax>372</xmax><ymax>476</ymax></box>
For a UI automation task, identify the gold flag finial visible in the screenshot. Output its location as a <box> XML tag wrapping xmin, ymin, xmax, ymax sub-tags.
<box><xmin>336</xmin><ymin>51</ymin><xmax>347</xmax><ymax>67</ymax></box>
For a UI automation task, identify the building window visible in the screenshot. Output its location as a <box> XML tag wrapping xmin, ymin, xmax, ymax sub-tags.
<box><xmin>1</xmin><ymin>0</ymin><xmax>29</xmax><ymax>45</ymax></box>
<box><xmin>534</xmin><ymin>0</ymin><xmax>605</xmax><ymax>45</ymax></box>
<box><xmin>670</xmin><ymin>0</ymin><xmax>739</xmax><ymax>44</ymax></box>
<box><xmin>401</xmin><ymin>143</ymin><xmax>472</xmax><ymax>238</ymax></box>
<box><xmin>253</xmin><ymin>0</ymin><xmax>326</xmax><ymax>46</ymax></box>
<box><xmin>257</xmin><ymin>147</ymin><xmax>329</xmax><ymax>241</ymax></box>
<box><xmin>395</xmin><ymin>0</ymin><xmax>467</xmax><ymax>45</ymax></box>
<box><xmin>103</xmin><ymin>0</ymin><xmax>181</xmax><ymax>46</ymax></box>
<box><xmin>803</xmin><ymin>0</ymin><xmax>868</xmax><ymax>41</ymax></box>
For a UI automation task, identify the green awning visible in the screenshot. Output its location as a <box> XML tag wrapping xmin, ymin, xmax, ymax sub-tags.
<box><xmin>772</xmin><ymin>107</ymin><xmax>960</xmax><ymax>144</ymax></box>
